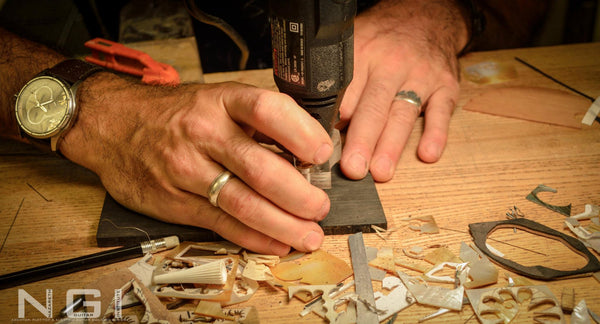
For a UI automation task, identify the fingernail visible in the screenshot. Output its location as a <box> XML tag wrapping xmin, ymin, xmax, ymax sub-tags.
<box><xmin>269</xmin><ymin>240</ymin><xmax>291</xmax><ymax>256</ymax></box>
<box><xmin>303</xmin><ymin>231</ymin><xmax>323</xmax><ymax>251</ymax></box>
<box><xmin>373</xmin><ymin>156</ymin><xmax>393</xmax><ymax>179</ymax></box>
<box><xmin>348</xmin><ymin>152</ymin><xmax>368</xmax><ymax>177</ymax></box>
<box><xmin>314</xmin><ymin>143</ymin><xmax>333</xmax><ymax>164</ymax></box>
<box><xmin>317</xmin><ymin>197</ymin><xmax>330</xmax><ymax>221</ymax></box>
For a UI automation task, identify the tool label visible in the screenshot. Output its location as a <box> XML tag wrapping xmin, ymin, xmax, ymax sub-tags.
<box><xmin>271</xmin><ymin>17</ymin><xmax>305</xmax><ymax>87</ymax></box>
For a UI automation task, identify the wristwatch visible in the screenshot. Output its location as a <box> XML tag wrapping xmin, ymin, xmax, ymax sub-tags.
<box><xmin>14</xmin><ymin>59</ymin><xmax>103</xmax><ymax>152</ymax></box>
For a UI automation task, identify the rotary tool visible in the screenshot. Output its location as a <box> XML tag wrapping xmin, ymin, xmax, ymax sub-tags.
<box><xmin>269</xmin><ymin>0</ymin><xmax>356</xmax><ymax>189</ymax></box>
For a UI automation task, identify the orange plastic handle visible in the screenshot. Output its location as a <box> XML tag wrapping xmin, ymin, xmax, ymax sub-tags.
<box><xmin>84</xmin><ymin>38</ymin><xmax>180</xmax><ymax>86</ymax></box>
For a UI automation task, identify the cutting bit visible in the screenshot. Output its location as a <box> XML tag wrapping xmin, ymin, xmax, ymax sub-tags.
<box><xmin>296</xmin><ymin>129</ymin><xmax>342</xmax><ymax>189</ymax></box>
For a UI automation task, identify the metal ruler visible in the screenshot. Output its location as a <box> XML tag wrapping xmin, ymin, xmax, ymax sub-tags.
<box><xmin>348</xmin><ymin>232</ymin><xmax>378</xmax><ymax>323</ymax></box>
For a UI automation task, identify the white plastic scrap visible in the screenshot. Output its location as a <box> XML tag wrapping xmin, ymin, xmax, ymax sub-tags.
<box><xmin>423</xmin><ymin>262</ymin><xmax>467</xmax><ymax>284</ymax></box>
<box><xmin>373</xmin><ymin>276</ymin><xmax>415</xmax><ymax>322</ymax></box>
<box><xmin>397</xmin><ymin>271</ymin><xmax>464</xmax><ymax>311</ymax></box>
<box><xmin>152</xmin><ymin>285</ymin><xmax>225</xmax><ymax>300</ymax></box>
<box><xmin>485</xmin><ymin>243</ymin><xmax>504</xmax><ymax>257</ymax></box>
<box><xmin>402</xmin><ymin>246</ymin><xmax>425</xmax><ymax>259</ymax></box>
<box><xmin>289</xmin><ymin>285</ymin><xmax>339</xmax><ymax>323</ymax></box>
<box><xmin>128</xmin><ymin>253</ymin><xmax>156</xmax><ymax>287</ymax></box>
<box><xmin>153</xmin><ymin>259</ymin><xmax>228</xmax><ymax>285</ymax></box>
<box><xmin>564</xmin><ymin>219</ymin><xmax>600</xmax><ymax>240</ymax></box>
<box><xmin>572</xmin><ymin>204</ymin><xmax>600</xmax><ymax>220</ymax></box>
<box><xmin>223</xmin><ymin>277</ymin><xmax>259</xmax><ymax>306</ymax></box>
<box><xmin>241</xmin><ymin>259</ymin><xmax>273</xmax><ymax>281</ymax></box>
<box><xmin>459</xmin><ymin>243</ymin><xmax>498</xmax><ymax>288</ymax></box>
<box><xmin>418</xmin><ymin>308</ymin><xmax>453</xmax><ymax>323</ymax></box>
<box><xmin>291</xmin><ymin>284</ymin><xmax>384</xmax><ymax>324</ymax></box>
<box><xmin>564</xmin><ymin>209</ymin><xmax>600</xmax><ymax>253</ymax></box>
<box><xmin>333</xmin><ymin>295</ymin><xmax>357</xmax><ymax>324</ymax></box>
<box><xmin>371</xmin><ymin>225</ymin><xmax>398</xmax><ymax>240</ymax></box>
<box><xmin>459</xmin><ymin>242</ymin><xmax>480</xmax><ymax>264</ymax></box>
<box><xmin>103</xmin><ymin>279</ymin><xmax>170</xmax><ymax>324</ymax></box>
<box><xmin>571</xmin><ymin>300</ymin><xmax>592</xmax><ymax>324</ymax></box>
<box><xmin>581</xmin><ymin>96</ymin><xmax>600</xmax><ymax>126</ymax></box>
<box><xmin>405</xmin><ymin>215</ymin><xmax>440</xmax><ymax>234</ymax></box>
<box><xmin>299</xmin><ymin>281</ymin><xmax>354</xmax><ymax>317</ymax></box>
<box><xmin>466</xmin><ymin>285</ymin><xmax>565</xmax><ymax>324</ymax></box>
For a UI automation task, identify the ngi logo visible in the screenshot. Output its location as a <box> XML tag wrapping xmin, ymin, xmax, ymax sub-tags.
<box><xmin>18</xmin><ymin>289</ymin><xmax>102</xmax><ymax>319</ymax></box>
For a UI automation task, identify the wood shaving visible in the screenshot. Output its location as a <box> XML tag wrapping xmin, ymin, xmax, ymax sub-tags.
<box><xmin>368</xmin><ymin>246</ymin><xmax>395</xmax><ymax>272</ymax></box>
<box><xmin>371</xmin><ymin>225</ymin><xmax>398</xmax><ymax>240</ymax></box>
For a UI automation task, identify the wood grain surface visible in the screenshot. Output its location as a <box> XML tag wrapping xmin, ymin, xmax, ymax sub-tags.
<box><xmin>1</xmin><ymin>42</ymin><xmax>599</xmax><ymax>323</ymax></box>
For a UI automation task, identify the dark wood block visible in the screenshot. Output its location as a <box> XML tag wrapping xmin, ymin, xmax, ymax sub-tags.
<box><xmin>319</xmin><ymin>163</ymin><xmax>387</xmax><ymax>234</ymax></box>
<box><xmin>96</xmin><ymin>163</ymin><xmax>386</xmax><ymax>247</ymax></box>
<box><xmin>96</xmin><ymin>194</ymin><xmax>221</xmax><ymax>247</ymax></box>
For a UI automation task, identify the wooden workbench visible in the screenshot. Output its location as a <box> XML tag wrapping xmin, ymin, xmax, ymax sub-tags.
<box><xmin>1</xmin><ymin>42</ymin><xmax>599</xmax><ymax>323</ymax></box>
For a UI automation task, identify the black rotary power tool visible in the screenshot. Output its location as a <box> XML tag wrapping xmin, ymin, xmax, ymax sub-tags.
<box><xmin>269</xmin><ymin>0</ymin><xmax>356</xmax><ymax>189</ymax></box>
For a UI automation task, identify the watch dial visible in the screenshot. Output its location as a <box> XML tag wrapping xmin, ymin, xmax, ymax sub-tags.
<box><xmin>15</xmin><ymin>76</ymin><xmax>73</xmax><ymax>138</ymax></box>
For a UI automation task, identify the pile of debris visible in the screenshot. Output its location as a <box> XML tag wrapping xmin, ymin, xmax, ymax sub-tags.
<box><xmin>56</xmin><ymin>186</ymin><xmax>600</xmax><ymax>323</ymax></box>
<box><xmin>55</xmin><ymin>229</ymin><xmax>600</xmax><ymax>323</ymax></box>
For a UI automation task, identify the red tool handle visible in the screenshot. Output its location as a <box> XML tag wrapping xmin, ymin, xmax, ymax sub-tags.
<box><xmin>84</xmin><ymin>38</ymin><xmax>180</xmax><ymax>86</ymax></box>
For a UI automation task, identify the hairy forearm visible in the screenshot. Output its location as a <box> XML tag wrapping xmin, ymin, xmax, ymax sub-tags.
<box><xmin>361</xmin><ymin>0</ymin><xmax>470</xmax><ymax>57</ymax></box>
<box><xmin>0</xmin><ymin>27</ymin><xmax>65</xmax><ymax>141</ymax></box>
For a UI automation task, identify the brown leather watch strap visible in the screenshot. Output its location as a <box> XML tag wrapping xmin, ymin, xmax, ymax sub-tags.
<box><xmin>46</xmin><ymin>59</ymin><xmax>104</xmax><ymax>85</ymax></box>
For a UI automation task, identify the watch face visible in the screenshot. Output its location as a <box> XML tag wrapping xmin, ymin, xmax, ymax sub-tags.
<box><xmin>15</xmin><ymin>76</ymin><xmax>74</xmax><ymax>138</ymax></box>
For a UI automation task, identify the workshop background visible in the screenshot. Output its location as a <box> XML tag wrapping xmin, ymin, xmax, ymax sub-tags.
<box><xmin>1</xmin><ymin>0</ymin><xmax>599</xmax><ymax>74</ymax></box>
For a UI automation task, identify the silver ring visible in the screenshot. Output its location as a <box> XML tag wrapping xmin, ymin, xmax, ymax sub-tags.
<box><xmin>394</xmin><ymin>90</ymin><xmax>422</xmax><ymax>110</ymax></box>
<box><xmin>207</xmin><ymin>171</ymin><xmax>233</xmax><ymax>207</ymax></box>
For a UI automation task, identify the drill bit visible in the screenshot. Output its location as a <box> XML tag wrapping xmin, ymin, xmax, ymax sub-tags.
<box><xmin>295</xmin><ymin>129</ymin><xmax>341</xmax><ymax>189</ymax></box>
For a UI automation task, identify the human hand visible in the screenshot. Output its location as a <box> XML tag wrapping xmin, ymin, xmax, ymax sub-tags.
<box><xmin>338</xmin><ymin>0</ymin><xmax>468</xmax><ymax>182</ymax></box>
<box><xmin>60</xmin><ymin>74</ymin><xmax>333</xmax><ymax>255</ymax></box>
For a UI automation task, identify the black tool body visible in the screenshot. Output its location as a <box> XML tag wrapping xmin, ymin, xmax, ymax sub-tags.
<box><xmin>269</xmin><ymin>0</ymin><xmax>356</xmax><ymax>134</ymax></box>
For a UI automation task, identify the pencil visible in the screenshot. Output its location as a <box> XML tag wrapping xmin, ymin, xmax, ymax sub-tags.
<box><xmin>0</xmin><ymin>236</ymin><xmax>179</xmax><ymax>290</ymax></box>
